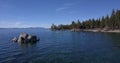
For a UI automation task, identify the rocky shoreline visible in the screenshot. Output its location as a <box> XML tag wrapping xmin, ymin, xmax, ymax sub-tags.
<box><xmin>82</xmin><ymin>29</ymin><xmax>120</xmax><ymax>33</ymax></box>
<box><xmin>70</xmin><ymin>29</ymin><xmax>120</xmax><ymax>33</ymax></box>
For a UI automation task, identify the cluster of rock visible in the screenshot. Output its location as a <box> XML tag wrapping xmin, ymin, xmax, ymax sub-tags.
<box><xmin>71</xmin><ymin>29</ymin><xmax>81</xmax><ymax>32</ymax></box>
<box><xmin>12</xmin><ymin>33</ymin><xmax>40</xmax><ymax>43</ymax></box>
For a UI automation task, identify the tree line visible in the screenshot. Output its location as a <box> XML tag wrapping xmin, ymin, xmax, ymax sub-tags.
<box><xmin>51</xmin><ymin>9</ymin><xmax>120</xmax><ymax>30</ymax></box>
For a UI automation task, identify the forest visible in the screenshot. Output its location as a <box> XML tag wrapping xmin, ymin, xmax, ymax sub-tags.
<box><xmin>51</xmin><ymin>9</ymin><xmax>120</xmax><ymax>30</ymax></box>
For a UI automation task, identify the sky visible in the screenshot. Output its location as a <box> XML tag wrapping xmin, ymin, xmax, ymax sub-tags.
<box><xmin>0</xmin><ymin>0</ymin><xmax>120</xmax><ymax>28</ymax></box>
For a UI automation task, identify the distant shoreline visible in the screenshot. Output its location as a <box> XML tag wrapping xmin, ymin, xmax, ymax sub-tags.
<box><xmin>82</xmin><ymin>29</ymin><xmax>120</xmax><ymax>33</ymax></box>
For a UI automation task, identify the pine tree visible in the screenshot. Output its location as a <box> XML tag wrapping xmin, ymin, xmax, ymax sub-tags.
<box><xmin>77</xmin><ymin>20</ymin><xmax>81</xmax><ymax>28</ymax></box>
<box><xmin>110</xmin><ymin>9</ymin><xmax>116</xmax><ymax>29</ymax></box>
<box><xmin>71</xmin><ymin>21</ymin><xmax>77</xmax><ymax>28</ymax></box>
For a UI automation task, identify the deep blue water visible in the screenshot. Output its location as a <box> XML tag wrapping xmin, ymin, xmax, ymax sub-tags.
<box><xmin>0</xmin><ymin>28</ymin><xmax>120</xmax><ymax>63</ymax></box>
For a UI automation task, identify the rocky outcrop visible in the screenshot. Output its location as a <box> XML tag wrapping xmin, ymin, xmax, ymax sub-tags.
<box><xmin>12</xmin><ymin>33</ymin><xmax>40</xmax><ymax>43</ymax></box>
<box><xmin>71</xmin><ymin>29</ymin><xmax>81</xmax><ymax>32</ymax></box>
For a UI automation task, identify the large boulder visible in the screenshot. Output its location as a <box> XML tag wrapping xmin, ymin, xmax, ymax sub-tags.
<box><xmin>19</xmin><ymin>33</ymin><xmax>28</xmax><ymax>39</ymax></box>
<box><xmin>27</xmin><ymin>35</ymin><xmax>36</xmax><ymax>42</ymax></box>
<box><xmin>12</xmin><ymin>33</ymin><xmax>40</xmax><ymax>43</ymax></box>
<box><xmin>27</xmin><ymin>35</ymin><xmax>39</xmax><ymax>42</ymax></box>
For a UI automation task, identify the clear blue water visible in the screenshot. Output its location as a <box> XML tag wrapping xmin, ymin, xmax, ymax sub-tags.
<box><xmin>0</xmin><ymin>28</ymin><xmax>120</xmax><ymax>63</ymax></box>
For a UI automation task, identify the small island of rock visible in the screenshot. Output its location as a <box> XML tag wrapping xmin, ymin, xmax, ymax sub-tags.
<box><xmin>12</xmin><ymin>32</ymin><xmax>40</xmax><ymax>43</ymax></box>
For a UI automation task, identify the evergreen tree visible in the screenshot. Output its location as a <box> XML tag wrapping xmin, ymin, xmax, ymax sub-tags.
<box><xmin>71</xmin><ymin>21</ymin><xmax>77</xmax><ymax>28</ymax></box>
<box><xmin>110</xmin><ymin>9</ymin><xmax>116</xmax><ymax>29</ymax></box>
<box><xmin>51</xmin><ymin>24</ymin><xmax>57</xmax><ymax>30</ymax></box>
<box><xmin>77</xmin><ymin>20</ymin><xmax>81</xmax><ymax>28</ymax></box>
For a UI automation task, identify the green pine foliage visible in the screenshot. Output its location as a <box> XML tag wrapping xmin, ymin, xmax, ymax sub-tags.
<box><xmin>51</xmin><ymin>9</ymin><xmax>120</xmax><ymax>30</ymax></box>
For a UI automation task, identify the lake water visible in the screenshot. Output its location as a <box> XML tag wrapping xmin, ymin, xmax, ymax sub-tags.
<box><xmin>0</xmin><ymin>28</ymin><xmax>120</xmax><ymax>63</ymax></box>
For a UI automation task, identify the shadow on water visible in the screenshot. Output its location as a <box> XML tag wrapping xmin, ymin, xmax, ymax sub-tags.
<box><xmin>16</xmin><ymin>41</ymin><xmax>39</xmax><ymax>47</ymax></box>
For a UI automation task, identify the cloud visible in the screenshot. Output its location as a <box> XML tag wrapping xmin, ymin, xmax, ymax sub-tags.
<box><xmin>56</xmin><ymin>7</ymin><xmax>69</xmax><ymax>11</ymax></box>
<box><xmin>0</xmin><ymin>21</ymin><xmax>50</xmax><ymax>28</ymax></box>
<box><xmin>0</xmin><ymin>21</ymin><xmax>30</xmax><ymax>28</ymax></box>
<box><xmin>56</xmin><ymin>2</ymin><xmax>78</xmax><ymax>11</ymax></box>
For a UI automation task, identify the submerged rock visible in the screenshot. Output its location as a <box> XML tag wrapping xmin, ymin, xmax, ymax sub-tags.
<box><xmin>12</xmin><ymin>37</ymin><xmax>18</xmax><ymax>42</ymax></box>
<box><xmin>12</xmin><ymin>33</ymin><xmax>40</xmax><ymax>43</ymax></box>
